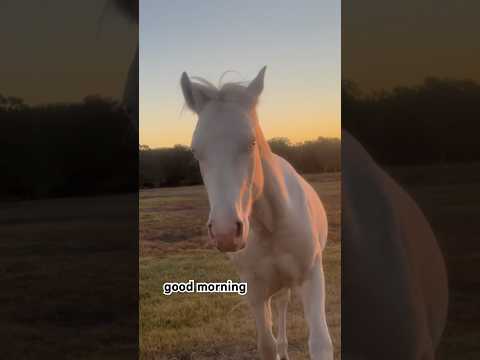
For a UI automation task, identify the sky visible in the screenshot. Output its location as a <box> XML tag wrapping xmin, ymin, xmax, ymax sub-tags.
<box><xmin>140</xmin><ymin>0</ymin><xmax>340</xmax><ymax>148</ymax></box>
<box><xmin>0</xmin><ymin>0</ymin><xmax>136</xmax><ymax>105</ymax></box>
<box><xmin>343</xmin><ymin>0</ymin><xmax>480</xmax><ymax>91</ymax></box>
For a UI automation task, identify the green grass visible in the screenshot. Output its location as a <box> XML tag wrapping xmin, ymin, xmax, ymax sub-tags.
<box><xmin>140</xmin><ymin>172</ymin><xmax>341</xmax><ymax>359</ymax></box>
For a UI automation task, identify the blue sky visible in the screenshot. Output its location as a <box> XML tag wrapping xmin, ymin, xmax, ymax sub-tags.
<box><xmin>140</xmin><ymin>0</ymin><xmax>340</xmax><ymax>147</ymax></box>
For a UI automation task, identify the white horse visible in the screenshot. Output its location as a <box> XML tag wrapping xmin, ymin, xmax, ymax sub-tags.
<box><xmin>180</xmin><ymin>67</ymin><xmax>333</xmax><ymax>360</ymax></box>
<box><xmin>342</xmin><ymin>131</ymin><xmax>448</xmax><ymax>359</ymax></box>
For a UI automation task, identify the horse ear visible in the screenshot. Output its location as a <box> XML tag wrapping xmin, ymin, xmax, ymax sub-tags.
<box><xmin>180</xmin><ymin>72</ymin><xmax>213</xmax><ymax>113</ymax></box>
<box><xmin>247</xmin><ymin>66</ymin><xmax>267</xmax><ymax>99</ymax></box>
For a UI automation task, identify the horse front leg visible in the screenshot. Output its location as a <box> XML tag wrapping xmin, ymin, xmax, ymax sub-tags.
<box><xmin>272</xmin><ymin>288</ymin><xmax>291</xmax><ymax>360</ymax></box>
<box><xmin>299</xmin><ymin>257</ymin><xmax>333</xmax><ymax>360</ymax></box>
<box><xmin>248</xmin><ymin>291</ymin><xmax>278</xmax><ymax>360</ymax></box>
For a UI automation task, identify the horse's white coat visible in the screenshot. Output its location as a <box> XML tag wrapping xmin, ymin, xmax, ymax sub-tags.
<box><xmin>181</xmin><ymin>68</ymin><xmax>333</xmax><ymax>360</ymax></box>
<box><xmin>342</xmin><ymin>130</ymin><xmax>448</xmax><ymax>359</ymax></box>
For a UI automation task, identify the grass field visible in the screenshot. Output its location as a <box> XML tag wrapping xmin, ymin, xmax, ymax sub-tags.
<box><xmin>0</xmin><ymin>195</ymin><xmax>138</xmax><ymax>359</ymax></box>
<box><xmin>140</xmin><ymin>172</ymin><xmax>341</xmax><ymax>360</ymax></box>
<box><xmin>3</xmin><ymin>164</ymin><xmax>478</xmax><ymax>359</ymax></box>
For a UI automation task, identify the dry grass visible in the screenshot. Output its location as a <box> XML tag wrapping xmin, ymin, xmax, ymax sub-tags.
<box><xmin>140</xmin><ymin>172</ymin><xmax>341</xmax><ymax>359</ymax></box>
<box><xmin>0</xmin><ymin>194</ymin><xmax>138</xmax><ymax>359</ymax></box>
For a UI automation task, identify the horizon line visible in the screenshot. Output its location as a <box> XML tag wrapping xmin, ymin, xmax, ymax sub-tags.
<box><xmin>140</xmin><ymin>135</ymin><xmax>342</xmax><ymax>150</ymax></box>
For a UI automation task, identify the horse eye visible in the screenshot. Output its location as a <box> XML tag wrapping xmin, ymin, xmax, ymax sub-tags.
<box><xmin>249</xmin><ymin>139</ymin><xmax>256</xmax><ymax>149</ymax></box>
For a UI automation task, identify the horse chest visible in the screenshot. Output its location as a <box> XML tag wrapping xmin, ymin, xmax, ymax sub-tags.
<box><xmin>271</xmin><ymin>253</ymin><xmax>307</xmax><ymax>284</ymax></box>
<box><xmin>234</xmin><ymin>249</ymin><xmax>311</xmax><ymax>291</ymax></box>
<box><xmin>233</xmin><ymin>218</ymin><xmax>320</xmax><ymax>292</ymax></box>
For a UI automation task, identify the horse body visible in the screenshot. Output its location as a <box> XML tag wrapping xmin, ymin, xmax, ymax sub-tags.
<box><xmin>342</xmin><ymin>130</ymin><xmax>448</xmax><ymax>359</ymax></box>
<box><xmin>231</xmin><ymin>153</ymin><xmax>327</xmax><ymax>291</ymax></box>
<box><xmin>181</xmin><ymin>68</ymin><xmax>333</xmax><ymax>360</ymax></box>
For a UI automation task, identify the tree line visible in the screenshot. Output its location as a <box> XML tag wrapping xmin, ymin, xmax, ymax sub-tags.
<box><xmin>139</xmin><ymin>137</ymin><xmax>341</xmax><ymax>188</ymax></box>
<box><xmin>4</xmin><ymin>75</ymin><xmax>476</xmax><ymax>199</ymax></box>
<box><xmin>0</xmin><ymin>95</ymin><xmax>137</xmax><ymax>200</ymax></box>
<box><xmin>343</xmin><ymin>77</ymin><xmax>480</xmax><ymax>165</ymax></box>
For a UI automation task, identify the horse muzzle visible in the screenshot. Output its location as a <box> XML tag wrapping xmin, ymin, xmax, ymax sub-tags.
<box><xmin>207</xmin><ymin>220</ymin><xmax>246</xmax><ymax>252</ymax></box>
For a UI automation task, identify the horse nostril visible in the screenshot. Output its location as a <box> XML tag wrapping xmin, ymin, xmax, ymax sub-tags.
<box><xmin>236</xmin><ymin>221</ymin><xmax>243</xmax><ymax>237</ymax></box>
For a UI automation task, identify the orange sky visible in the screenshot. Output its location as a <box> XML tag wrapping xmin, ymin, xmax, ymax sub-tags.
<box><xmin>140</xmin><ymin>1</ymin><xmax>340</xmax><ymax>148</ymax></box>
<box><xmin>140</xmin><ymin>83</ymin><xmax>340</xmax><ymax>147</ymax></box>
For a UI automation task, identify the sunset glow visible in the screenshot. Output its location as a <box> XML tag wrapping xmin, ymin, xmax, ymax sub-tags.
<box><xmin>140</xmin><ymin>1</ymin><xmax>340</xmax><ymax>148</ymax></box>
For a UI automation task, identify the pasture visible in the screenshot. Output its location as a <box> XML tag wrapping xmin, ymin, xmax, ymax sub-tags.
<box><xmin>0</xmin><ymin>194</ymin><xmax>138</xmax><ymax>359</ymax></box>
<box><xmin>3</xmin><ymin>164</ymin><xmax>477</xmax><ymax>358</ymax></box>
<box><xmin>139</xmin><ymin>172</ymin><xmax>341</xmax><ymax>359</ymax></box>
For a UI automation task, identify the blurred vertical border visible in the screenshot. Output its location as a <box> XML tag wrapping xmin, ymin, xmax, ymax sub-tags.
<box><xmin>0</xmin><ymin>1</ymin><xmax>139</xmax><ymax>359</ymax></box>
<box><xmin>342</xmin><ymin>1</ymin><xmax>480</xmax><ymax>359</ymax></box>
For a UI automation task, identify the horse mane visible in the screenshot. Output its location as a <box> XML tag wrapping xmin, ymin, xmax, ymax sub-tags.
<box><xmin>189</xmin><ymin>73</ymin><xmax>259</xmax><ymax>108</ymax></box>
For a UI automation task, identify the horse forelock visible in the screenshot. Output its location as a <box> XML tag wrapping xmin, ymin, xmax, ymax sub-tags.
<box><xmin>189</xmin><ymin>76</ymin><xmax>257</xmax><ymax>108</ymax></box>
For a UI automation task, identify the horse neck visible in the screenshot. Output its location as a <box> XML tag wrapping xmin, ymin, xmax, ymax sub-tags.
<box><xmin>250</xmin><ymin>115</ymin><xmax>289</xmax><ymax>233</ymax></box>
